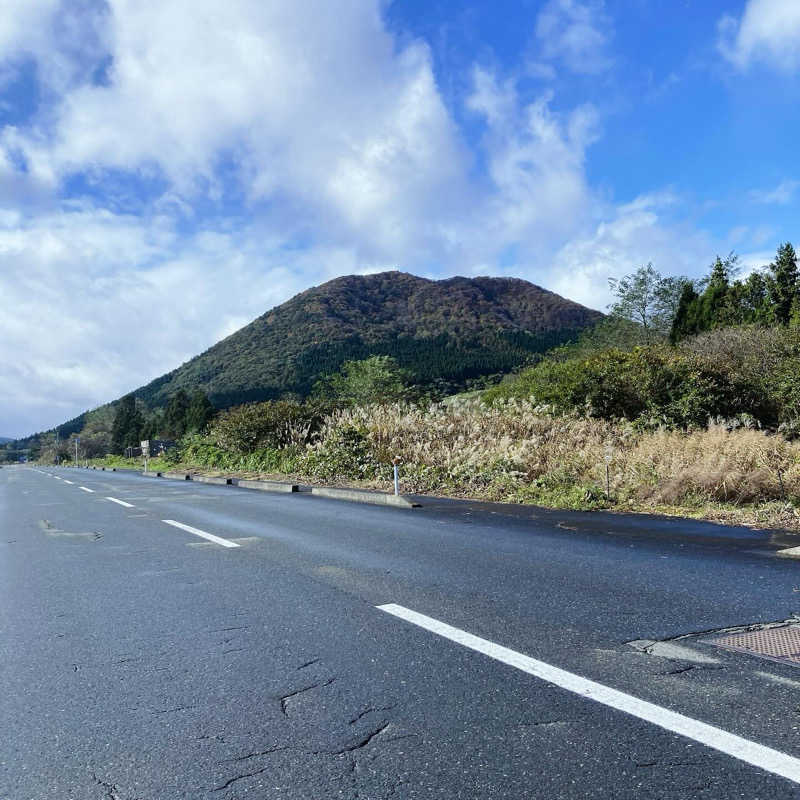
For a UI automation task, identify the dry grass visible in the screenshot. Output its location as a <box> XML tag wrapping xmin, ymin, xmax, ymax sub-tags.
<box><xmin>312</xmin><ymin>399</ymin><xmax>800</xmax><ymax>528</ymax></box>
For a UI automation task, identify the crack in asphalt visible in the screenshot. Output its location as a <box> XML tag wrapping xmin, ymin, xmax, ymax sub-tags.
<box><xmin>216</xmin><ymin>722</ymin><xmax>419</xmax><ymax>791</ymax></box>
<box><xmin>214</xmin><ymin>765</ymin><xmax>272</xmax><ymax>792</ymax></box>
<box><xmin>209</xmin><ymin>625</ymin><xmax>250</xmax><ymax>633</ymax></box>
<box><xmin>223</xmin><ymin>744</ymin><xmax>293</xmax><ymax>764</ymax></box>
<box><xmin>349</xmin><ymin>705</ymin><xmax>395</xmax><ymax>725</ymax></box>
<box><xmin>151</xmin><ymin>704</ymin><xmax>198</xmax><ymax>714</ymax></box>
<box><xmin>665</xmin><ymin>665</ymin><xmax>697</xmax><ymax>675</ymax></box>
<box><xmin>91</xmin><ymin>772</ymin><xmax>139</xmax><ymax>800</ymax></box>
<box><xmin>332</xmin><ymin>722</ymin><xmax>391</xmax><ymax>754</ymax></box>
<box><xmin>519</xmin><ymin>719</ymin><xmax>568</xmax><ymax>728</ymax></box>
<box><xmin>279</xmin><ymin>677</ymin><xmax>335</xmax><ymax>717</ymax></box>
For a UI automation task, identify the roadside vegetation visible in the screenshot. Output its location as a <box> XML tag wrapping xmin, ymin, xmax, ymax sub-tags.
<box><xmin>12</xmin><ymin>242</ymin><xmax>800</xmax><ymax>530</ymax></box>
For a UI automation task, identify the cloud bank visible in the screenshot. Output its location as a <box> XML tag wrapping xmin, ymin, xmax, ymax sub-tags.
<box><xmin>0</xmin><ymin>1</ymin><xmax>741</xmax><ymax>436</ymax></box>
<box><xmin>719</xmin><ymin>0</ymin><xmax>800</xmax><ymax>71</ymax></box>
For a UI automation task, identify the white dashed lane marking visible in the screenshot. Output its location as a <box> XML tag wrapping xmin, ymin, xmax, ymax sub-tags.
<box><xmin>106</xmin><ymin>497</ymin><xmax>135</xmax><ymax>508</ymax></box>
<box><xmin>161</xmin><ymin>519</ymin><xmax>240</xmax><ymax>548</ymax></box>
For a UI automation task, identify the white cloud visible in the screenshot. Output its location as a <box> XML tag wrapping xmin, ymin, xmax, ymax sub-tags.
<box><xmin>6</xmin><ymin>0</ymin><xmax>469</xmax><ymax>263</ymax></box>
<box><xmin>545</xmin><ymin>192</ymin><xmax>713</xmax><ymax>309</ymax></box>
<box><xmin>0</xmin><ymin>0</ymin><xmax>110</xmax><ymax>96</ymax></box>
<box><xmin>0</xmin><ymin>206</ymin><xmax>366</xmax><ymax>436</ymax></box>
<box><xmin>749</xmin><ymin>179</ymin><xmax>800</xmax><ymax>204</ymax></box>
<box><xmin>0</xmin><ymin>0</ymin><xmax>733</xmax><ymax>437</ymax></box>
<box><xmin>465</xmin><ymin>67</ymin><xmax>600</xmax><ymax>253</ymax></box>
<box><xmin>719</xmin><ymin>0</ymin><xmax>800</xmax><ymax>71</ymax></box>
<box><xmin>736</xmin><ymin>249</ymin><xmax>775</xmax><ymax>277</ymax></box>
<box><xmin>534</xmin><ymin>0</ymin><xmax>613</xmax><ymax>75</ymax></box>
<box><xmin>0</xmin><ymin>0</ymin><xmax>60</xmax><ymax>62</ymax></box>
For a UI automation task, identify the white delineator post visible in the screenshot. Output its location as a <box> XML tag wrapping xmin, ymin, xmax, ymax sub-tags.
<box><xmin>392</xmin><ymin>456</ymin><xmax>401</xmax><ymax>496</ymax></box>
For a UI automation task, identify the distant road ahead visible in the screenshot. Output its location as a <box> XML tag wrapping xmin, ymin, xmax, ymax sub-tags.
<box><xmin>3</xmin><ymin>465</ymin><xmax>800</xmax><ymax>799</ymax></box>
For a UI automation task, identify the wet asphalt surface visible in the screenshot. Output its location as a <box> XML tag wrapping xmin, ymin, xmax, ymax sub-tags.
<box><xmin>3</xmin><ymin>464</ymin><xmax>800</xmax><ymax>799</ymax></box>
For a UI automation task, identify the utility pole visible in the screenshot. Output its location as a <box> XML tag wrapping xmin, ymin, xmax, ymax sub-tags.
<box><xmin>74</xmin><ymin>436</ymin><xmax>79</xmax><ymax>466</ymax></box>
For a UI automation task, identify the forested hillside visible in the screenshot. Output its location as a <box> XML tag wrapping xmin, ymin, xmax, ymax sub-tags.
<box><xmin>0</xmin><ymin>271</ymin><xmax>600</xmax><ymax>461</ymax></box>
<box><xmin>132</xmin><ymin>271</ymin><xmax>602</xmax><ymax>408</ymax></box>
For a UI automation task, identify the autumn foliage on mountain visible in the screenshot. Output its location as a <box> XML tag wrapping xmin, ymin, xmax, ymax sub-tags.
<box><xmin>133</xmin><ymin>271</ymin><xmax>602</xmax><ymax>408</ymax></box>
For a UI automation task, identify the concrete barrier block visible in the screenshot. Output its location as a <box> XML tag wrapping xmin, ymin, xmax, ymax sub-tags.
<box><xmin>162</xmin><ymin>471</ymin><xmax>190</xmax><ymax>480</ymax></box>
<box><xmin>310</xmin><ymin>487</ymin><xmax>418</xmax><ymax>508</ymax></box>
<box><xmin>237</xmin><ymin>479</ymin><xmax>298</xmax><ymax>493</ymax></box>
<box><xmin>192</xmin><ymin>475</ymin><xmax>233</xmax><ymax>486</ymax></box>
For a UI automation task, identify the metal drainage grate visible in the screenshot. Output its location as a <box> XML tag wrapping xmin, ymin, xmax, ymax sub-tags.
<box><xmin>706</xmin><ymin>624</ymin><xmax>800</xmax><ymax>667</ymax></box>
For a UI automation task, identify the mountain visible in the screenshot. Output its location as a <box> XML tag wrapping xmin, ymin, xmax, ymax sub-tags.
<box><xmin>133</xmin><ymin>271</ymin><xmax>603</xmax><ymax>409</ymax></box>
<box><xmin>0</xmin><ymin>436</ymin><xmax>12</xmax><ymax>444</ymax></box>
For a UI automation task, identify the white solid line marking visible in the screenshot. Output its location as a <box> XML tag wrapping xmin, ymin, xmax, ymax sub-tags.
<box><xmin>106</xmin><ymin>497</ymin><xmax>135</xmax><ymax>508</ymax></box>
<box><xmin>79</xmin><ymin>486</ymin><xmax>94</xmax><ymax>493</ymax></box>
<box><xmin>63</xmin><ymin>480</ymin><xmax>75</xmax><ymax>484</ymax></box>
<box><xmin>161</xmin><ymin>519</ymin><xmax>240</xmax><ymax>548</ymax></box>
<box><xmin>377</xmin><ymin>603</ymin><xmax>800</xmax><ymax>786</ymax></box>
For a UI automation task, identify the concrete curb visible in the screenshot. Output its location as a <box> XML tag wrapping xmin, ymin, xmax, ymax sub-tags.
<box><xmin>311</xmin><ymin>486</ymin><xmax>419</xmax><ymax>508</ymax></box>
<box><xmin>192</xmin><ymin>475</ymin><xmax>233</xmax><ymax>486</ymax></box>
<box><xmin>81</xmin><ymin>463</ymin><xmax>418</xmax><ymax>509</ymax></box>
<box><xmin>237</xmin><ymin>479</ymin><xmax>298</xmax><ymax>493</ymax></box>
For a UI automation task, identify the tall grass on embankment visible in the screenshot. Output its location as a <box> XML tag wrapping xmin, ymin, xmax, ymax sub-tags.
<box><xmin>149</xmin><ymin>399</ymin><xmax>800</xmax><ymax>531</ymax></box>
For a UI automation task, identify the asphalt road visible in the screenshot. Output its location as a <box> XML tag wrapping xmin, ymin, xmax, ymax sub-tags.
<box><xmin>3</xmin><ymin>465</ymin><xmax>800</xmax><ymax>799</ymax></box>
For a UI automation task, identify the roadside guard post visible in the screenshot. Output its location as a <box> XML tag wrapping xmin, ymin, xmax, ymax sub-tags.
<box><xmin>141</xmin><ymin>440</ymin><xmax>150</xmax><ymax>473</ymax></box>
<box><xmin>392</xmin><ymin>456</ymin><xmax>401</xmax><ymax>496</ymax></box>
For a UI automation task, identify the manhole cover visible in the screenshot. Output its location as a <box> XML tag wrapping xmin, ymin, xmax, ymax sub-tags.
<box><xmin>706</xmin><ymin>624</ymin><xmax>800</xmax><ymax>667</ymax></box>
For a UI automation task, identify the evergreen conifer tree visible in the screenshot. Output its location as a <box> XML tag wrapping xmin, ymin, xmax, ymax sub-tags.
<box><xmin>740</xmin><ymin>272</ymin><xmax>772</xmax><ymax>325</ymax></box>
<box><xmin>698</xmin><ymin>256</ymin><xmax>731</xmax><ymax>329</ymax></box>
<box><xmin>110</xmin><ymin>394</ymin><xmax>144</xmax><ymax>454</ymax></box>
<box><xmin>185</xmin><ymin>391</ymin><xmax>215</xmax><ymax>433</ymax></box>
<box><xmin>769</xmin><ymin>242</ymin><xmax>798</xmax><ymax>325</ymax></box>
<box><xmin>669</xmin><ymin>283</ymin><xmax>700</xmax><ymax>343</ymax></box>
<box><xmin>164</xmin><ymin>390</ymin><xmax>190</xmax><ymax>438</ymax></box>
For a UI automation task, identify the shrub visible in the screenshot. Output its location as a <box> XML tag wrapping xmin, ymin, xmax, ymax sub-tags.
<box><xmin>681</xmin><ymin>325</ymin><xmax>800</xmax><ymax>425</ymax></box>
<box><xmin>484</xmin><ymin>346</ymin><xmax>753</xmax><ymax>428</ymax></box>
<box><xmin>209</xmin><ymin>400</ymin><xmax>320</xmax><ymax>454</ymax></box>
<box><xmin>301</xmin><ymin>423</ymin><xmax>384</xmax><ymax>481</ymax></box>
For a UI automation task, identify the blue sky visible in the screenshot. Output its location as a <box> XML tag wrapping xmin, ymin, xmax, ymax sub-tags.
<box><xmin>0</xmin><ymin>0</ymin><xmax>799</xmax><ymax>437</ymax></box>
